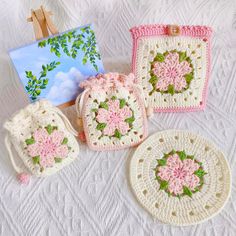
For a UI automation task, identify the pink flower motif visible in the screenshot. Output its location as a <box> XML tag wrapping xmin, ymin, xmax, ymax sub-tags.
<box><xmin>27</xmin><ymin>127</ymin><xmax>69</xmax><ymax>168</ymax></box>
<box><xmin>157</xmin><ymin>153</ymin><xmax>201</xmax><ymax>196</ymax></box>
<box><xmin>152</xmin><ymin>52</ymin><xmax>192</xmax><ymax>92</ymax></box>
<box><xmin>96</xmin><ymin>99</ymin><xmax>133</xmax><ymax>136</ymax></box>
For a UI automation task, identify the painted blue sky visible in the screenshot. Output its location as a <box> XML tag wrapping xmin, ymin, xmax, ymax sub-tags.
<box><xmin>9</xmin><ymin>25</ymin><xmax>104</xmax><ymax>106</ymax></box>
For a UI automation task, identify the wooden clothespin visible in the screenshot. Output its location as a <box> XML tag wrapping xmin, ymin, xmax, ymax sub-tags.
<box><xmin>27</xmin><ymin>5</ymin><xmax>59</xmax><ymax>40</ymax></box>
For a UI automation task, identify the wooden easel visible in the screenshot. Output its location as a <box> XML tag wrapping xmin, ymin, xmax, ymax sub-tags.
<box><xmin>27</xmin><ymin>5</ymin><xmax>58</xmax><ymax>40</ymax></box>
<box><xmin>27</xmin><ymin>6</ymin><xmax>75</xmax><ymax>109</ymax></box>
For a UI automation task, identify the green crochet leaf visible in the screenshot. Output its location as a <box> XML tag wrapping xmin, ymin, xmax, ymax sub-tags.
<box><xmin>179</xmin><ymin>51</ymin><xmax>187</xmax><ymax>62</ymax></box>
<box><xmin>185</xmin><ymin>73</ymin><xmax>193</xmax><ymax>83</ymax></box>
<box><xmin>62</xmin><ymin>137</ymin><xmax>68</xmax><ymax>145</ymax></box>
<box><xmin>159</xmin><ymin>180</ymin><xmax>168</xmax><ymax>190</ymax></box>
<box><xmin>178</xmin><ymin>150</ymin><xmax>187</xmax><ymax>161</ymax></box>
<box><xmin>125</xmin><ymin>116</ymin><xmax>135</xmax><ymax>124</ymax></box>
<box><xmin>194</xmin><ymin>169</ymin><xmax>207</xmax><ymax>178</ymax></box>
<box><xmin>46</xmin><ymin>124</ymin><xmax>53</xmax><ymax>134</ymax></box>
<box><xmin>55</xmin><ymin>157</ymin><xmax>62</xmax><ymax>163</ymax></box>
<box><xmin>119</xmin><ymin>99</ymin><xmax>126</xmax><ymax>108</ymax></box>
<box><xmin>149</xmin><ymin>76</ymin><xmax>158</xmax><ymax>85</ymax></box>
<box><xmin>114</xmin><ymin>129</ymin><xmax>122</xmax><ymax>139</ymax></box>
<box><xmin>32</xmin><ymin>156</ymin><xmax>40</xmax><ymax>164</ymax></box>
<box><xmin>99</xmin><ymin>102</ymin><xmax>108</xmax><ymax>110</ymax></box>
<box><xmin>167</xmin><ymin>85</ymin><xmax>175</xmax><ymax>95</ymax></box>
<box><xmin>26</xmin><ymin>137</ymin><xmax>35</xmax><ymax>145</ymax></box>
<box><xmin>96</xmin><ymin>123</ymin><xmax>106</xmax><ymax>131</ymax></box>
<box><xmin>154</xmin><ymin>53</ymin><xmax>165</xmax><ymax>62</ymax></box>
<box><xmin>157</xmin><ymin>159</ymin><xmax>167</xmax><ymax>166</ymax></box>
<box><xmin>183</xmin><ymin>186</ymin><xmax>193</xmax><ymax>197</ymax></box>
<box><xmin>91</xmin><ymin>108</ymin><xmax>98</xmax><ymax>112</ymax></box>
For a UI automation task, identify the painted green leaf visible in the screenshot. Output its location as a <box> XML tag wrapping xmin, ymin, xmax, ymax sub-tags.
<box><xmin>26</xmin><ymin>137</ymin><xmax>35</xmax><ymax>145</ymax></box>
<box><xmin>111</xmin><ymin>96</ymin><xmax>117</xmax><ymax>100</ymax></box>
<box><xmin>154</xmin><ymin>53</ymin><xmax>165</xmax><ymax>62</ymax></box>
<box><xmin>99</xmin><ymin>102</ymin><xmax>108</xmax><ymax>110</ymax></box>
<box><xmin>62</xmin><ymin>137</ymin><xmax>68</xmax><ymax>145</ymax></box>
<box><xmin>194</xmin><ymin>169</ymin><xmax>207</xmax><ymax>178</ymax></box>
<box><xmin>55</xmin><ymin>157</ymin><xmax>62</xmax><ymax>163</ymax></box>
<box><xmin>96</xmin><ymin>123</ymin><xmax>106</xmax><ymax>131</ymax></box>
<box><xmin>114</xmin><ymin>129</ymin><xmax>122</xmax><ymax>139</ymax></box>
<box><xmin>35</xmin><ymin>90</ymin><xmax>41</xmax><ymax>95</ymax></box>
<box><xmin>157</xmin><ymin>159</ymin><xmax>167</xmax><ymax>166</ymax></box>
<box><xmin>159</xmin><ymin>180</ymin><xmax>168</xmax><ymax>190</ymax></box>
<box><xmin>167</xmin><ymin>85</ymin><xmax>175</xmax><ymax>95</ymax></box>
<box><xmin>32</xmin><ymin>156</ymin><xmax>40</xmax><ymax>164</ymax></box>
<box><xmin>178</xmin><ymin>150</ymin><xmax>187</xmax><ymax>160</ymax></box>
<box><xmin>179</xmin><ymin>51</ymin><xmax>187</xmax><ymax>62</ymax></box>
<box><xmin>183</xmin><ymin>186</ymin><xmax>193</xmax><ymax>197</ymax></box>
<box><xmin>82</xmin><ymin>57</ymin><xmax>87</xmax><ymax>64</ymax></box>
<box><xmin>46</xmin><ymin>124</ymin><xmax>53</xmax><ymax>134</ymax></box>
<box><xmin>119</xmin><ymin>99</ymin><xmax>126</xmax><ymax>108</ymax></box>
<box><xmin>125</xmin><ymin>116</ymin><xmax>135</xmax><ymax>124</ymax></box>
<box><xmin>43</xmin><ymin>79</ymin><xmax>48</xmax><ymax>85</ymax></box>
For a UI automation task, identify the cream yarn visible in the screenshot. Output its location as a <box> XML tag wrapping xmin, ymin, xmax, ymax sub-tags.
<box><xmin>4</xmin><ymin>100</ymin><xmax>79</xmax><ymax>178</ymax></box>
<box><xmin>129</xmin><ymin>130</ymin><xmax>231</xmax><ymax>226</ymax></box>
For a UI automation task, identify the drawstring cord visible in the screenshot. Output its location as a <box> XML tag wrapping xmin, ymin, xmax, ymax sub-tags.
<box><xmin>75</xmin><ymin>88</ymin><xmax>89</xmax><ymax>118</ymax></box>
<box><xmin>4</xmin><ymin>135</ymin><xmax>23</xmax><ymax>174</ymax></box>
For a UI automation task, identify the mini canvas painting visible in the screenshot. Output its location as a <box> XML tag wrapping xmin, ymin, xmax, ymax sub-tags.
<box><xmin>9</xmin><ymin>24</ymin><xmax>104</xmax><ymax>106</ymax></box>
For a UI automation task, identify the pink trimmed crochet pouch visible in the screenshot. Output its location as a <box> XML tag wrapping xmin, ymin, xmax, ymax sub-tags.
<box><xmin>3</xmin><ymin>100</ymin><xmax>79</xmax><ymax>184</ymax></box>
<box><xmin>76</xmin><ymin>72</ymin><xmax>148</xmax><ymax>151</ymax></box>
<box><xmin>130</xmin><ymin>24</ymin><xmax>213</xmax><ymax>112</ymax></box>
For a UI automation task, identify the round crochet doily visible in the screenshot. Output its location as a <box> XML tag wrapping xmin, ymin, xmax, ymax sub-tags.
<box><xmin>130</xmin><ymin>130</ymin><xmax>231</xmax><ymax>226</ymax></box>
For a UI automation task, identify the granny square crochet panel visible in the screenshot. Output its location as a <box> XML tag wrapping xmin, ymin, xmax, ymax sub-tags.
<box><xmin>76</xmin><ymin>73</ymin><xmax>148</xmax><ymax>151</ymax></box>
<box><xmin>129</xmin><ymin>130</ymin><xmax>231</xmax><ymax>226</ymax></box>
<box><xmin>130</xmin><ymin>24</ymin><xmax>213</xmax><ymax>112</ymax></box>
<box><xmin>4</xmin><ymin>100</ymin><xmax>79</xmax><ymax>177</ymax></box>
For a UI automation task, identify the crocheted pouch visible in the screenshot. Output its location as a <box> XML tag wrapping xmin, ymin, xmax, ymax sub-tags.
<box><xmin>130</xmin><ymin>24</ymin><xmax>213</xmax><ymax>112</ymax></box>
<box><xmin>3</xmin><ymin>100</ymin><xmax>79</xmax><ymax>183</ymax></box>
<box><xmin>76</xmin><ymin>73</ymin><xmax>148</xmax><ymax>151</ymax></box>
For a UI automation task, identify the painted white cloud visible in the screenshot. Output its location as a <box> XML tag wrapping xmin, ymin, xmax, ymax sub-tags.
<box><xmin>46</xmin><ymin>67</ymin><xmax>86</xmax><ymax>102</ymax></box>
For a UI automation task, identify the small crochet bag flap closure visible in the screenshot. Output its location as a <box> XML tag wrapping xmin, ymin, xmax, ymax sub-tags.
<box><xmin>76</xmin><ymin>72</ymin><xmax>148</xmax><ymax>151</ymax></box>
<box><xmin>3</xmin><ymin>100</ymin><xmax>79</xmax><ymax>181</ymax></box>
<box><xmin>130</xmin><ymin>24</ymin><xmax>213</xmax><ymax>112</ymax></box>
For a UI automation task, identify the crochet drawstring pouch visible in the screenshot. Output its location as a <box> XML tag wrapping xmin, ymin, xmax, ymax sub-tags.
<box><xmin>75</xmin><ymin>72</ymin><xmax>148</xmax><ymax>151</ymax></box>
<box><xmin>3</xmin><ymin>100</ymin><xmax>79</xmax><ymax>184</ymax></box>
<box><xmin>130</xmin><ymin>24</ymin><xmax>213</xmax><ymax>112</ymax></box>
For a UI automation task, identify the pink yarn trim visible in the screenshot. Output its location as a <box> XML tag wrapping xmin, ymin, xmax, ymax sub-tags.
<box><xmin>82</xmin><ymin>87</ymin><xmax>148</xmax><ymax>151</ymax></box>
<box><xmin>130</xmin><ymin>24</ymin><xmax>213</xmax><ymax>112</ymax></box>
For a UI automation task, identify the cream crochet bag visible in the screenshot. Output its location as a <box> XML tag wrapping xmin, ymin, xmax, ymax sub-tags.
<box><xmin>76</xmin><ymin>73</ymin><xmax>148</xmax><ymax>151</ymax></box>
<box><xmin>4</xmin><ymin>100</ymin><xmax>79</xmax><ymax>183</ymax></box>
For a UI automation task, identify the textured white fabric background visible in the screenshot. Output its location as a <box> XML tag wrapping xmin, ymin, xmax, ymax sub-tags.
<box><xmin>0</xmin><ymin>0</ymin><xmax>236</xmax><ymax>235</ymax></box>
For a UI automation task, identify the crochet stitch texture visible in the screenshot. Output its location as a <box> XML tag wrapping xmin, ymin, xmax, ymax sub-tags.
<box><xmin>130</xmin><ymin>24</ymin><xmax>213</xmax><ymax>112</ymax></box>
<box><xmin>130</xmin><ymin>130</ymin><xmax>231</xmax><ymax>226</ymax></box>
<box><xmin>76</xmin><ymin>73</ymin><xmax>148</xmax><ymax>151</ymax></box>
<box><xmin>4</xmin><ymin>100</ymin><xmax>79</xmax><ymax>177</ymax></box>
